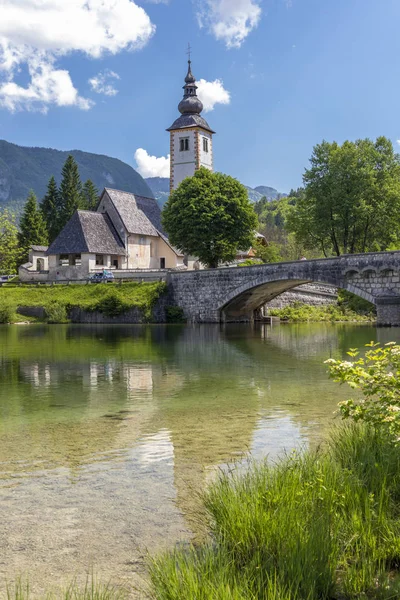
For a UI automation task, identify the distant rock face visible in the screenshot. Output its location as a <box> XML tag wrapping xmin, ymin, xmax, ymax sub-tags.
<box><xmin>146</xmin><ymin>177</ymin><xmax>286</xmax><ymax>207</ymax></box>
<box><xmin>0</xmin><ymin>140</ymin><xmax>154</xmax><ymax>209</ymax></box>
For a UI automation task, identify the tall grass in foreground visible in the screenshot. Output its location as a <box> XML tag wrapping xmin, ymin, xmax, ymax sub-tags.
<box><xmin>5</xmin><ymin>577</ymin><xmax>128</xmax><ymax>600</ymax></box>
<box><xmin>149</xmin><ymin>425</ymin><xmax>400</xmax><ymax>599</ymax></box>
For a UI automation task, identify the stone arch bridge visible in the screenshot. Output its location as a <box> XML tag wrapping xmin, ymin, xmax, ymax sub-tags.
<box><xmin>167</xmin><ymin>251</ymin><xmax>400</xmax><ymax>326</ymax></box>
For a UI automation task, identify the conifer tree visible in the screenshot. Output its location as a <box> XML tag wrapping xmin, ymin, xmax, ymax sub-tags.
<box><xmin>82</xmin><ymin>179</ymin><xmax>100</xmax><ymax>211</ymax></box>
<box><xmin>41</xmin><ymin>176</ymin><xmax>60</xmax><ymax>241</ymax></box>
<box><xmin>59</xmin><ymin>155</ymin><xmax>83</xmax><ymax>230</ymax></box>
<box><xmin>19</xmin><ymin>191</ymin><xmax>49</xmax><ymax>261</ymax></box>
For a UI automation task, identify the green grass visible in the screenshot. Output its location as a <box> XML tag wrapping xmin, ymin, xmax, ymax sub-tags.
<box><xmin>0</xmin><ymin>282</ymin><xmax>167</xmax><ymax>323</ymax></box>
<box><xmin>5</xmin><ymin>577</ymin><xmax>128</xmax><ymax>600</ymax></box>
<box><xmin>269</xmin><ymin>301</ymin><xmax>375</xmax><ymax>323</ymax></box>
<box><xmin>148</xmin><ymin>424</ymin><xmax>400</xmax><ymax>599</ymax></box>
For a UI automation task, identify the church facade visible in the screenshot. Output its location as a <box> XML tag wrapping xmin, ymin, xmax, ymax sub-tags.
<box><xmin>19</xmin><ymin>60</ymin><xmax>213</xmax><ymax>282</ymax></box>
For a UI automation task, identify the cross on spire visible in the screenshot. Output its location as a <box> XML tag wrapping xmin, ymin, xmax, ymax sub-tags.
<box><xmin>186</xmin><ymin>42</ymin><xmax>192</xmax><ymax>62</ymax></box>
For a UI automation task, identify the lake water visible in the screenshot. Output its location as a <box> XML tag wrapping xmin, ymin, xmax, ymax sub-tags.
<box><xmin>0</xmin><ymin>323</ymin><xmax>398</xmax><ymax>597</ymax></box>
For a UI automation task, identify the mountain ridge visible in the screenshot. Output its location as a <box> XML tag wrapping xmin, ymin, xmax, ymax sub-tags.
<box><xmin>145</xmin><ymin>177</ymin><xmax>287</xmax><ymax>207</ymax></box>
<box><xmin>0</xmin><ymin>139</ymin><xmax>154</xmax><ymax>209</ymax></box>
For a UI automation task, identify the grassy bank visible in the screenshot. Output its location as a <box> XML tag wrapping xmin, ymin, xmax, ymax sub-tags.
<box><xmin>269</xmin><ymin>301</ymin><xmax>375</xmax><ymax>323</ymax></box>
<box><xmin>0</xmin><ymin>282</ymin><xmax>167</xmax><ymax>323</ymax></box>
<box><xmin>149</xmin><ymin>424</ymin><xmax>400</xmax><ymax>599</ymax></box>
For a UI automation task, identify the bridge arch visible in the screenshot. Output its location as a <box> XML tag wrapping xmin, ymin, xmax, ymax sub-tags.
<box><xmin>218</xmin><ymin>274</ymin><xmax>376</xmax><ymax>322</ymax></box>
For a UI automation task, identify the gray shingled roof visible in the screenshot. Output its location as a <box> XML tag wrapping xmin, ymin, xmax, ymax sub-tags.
<box><xmin>47</xmin><ymin>211</ymin><xmax>125</xmax><ymax>256</ymax></box>
<box><xmin>167</xmin><ymin>114</ymin><xmax>215</xmax><ymax>133</ymax></box>
<box><xmin>31</xmin><ymin>245</ymin><xmax>48</xmax><ymax>252</ymax></box>
<box><xmin>104</xmin><ymin>188</ymin><xmax>166</xmax><ymax>236</ymax></box>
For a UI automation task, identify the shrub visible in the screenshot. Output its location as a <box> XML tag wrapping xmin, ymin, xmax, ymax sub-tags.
<box><xmin>165</xmin><ymin>306</ymin><xmax>186</xmax><ymax>323</ymax></box>
<box><xmin>326</xmin><ymin>341</ymin><xmax>400</xmax><ymax>441</ymax></box>
<box><xmin>91</xmin><ymin>292</ymin><xmax>130</xmax><ymax>317</ymax></box>
<box><xmin>0</xmin><ymin>299</ymin><xmax>15</xmax><ymax>323</ymax></box>
<box><xmin>45</xmin><ymin>301</ymin><xmax>68</xmax><ymax>324</ymax></box>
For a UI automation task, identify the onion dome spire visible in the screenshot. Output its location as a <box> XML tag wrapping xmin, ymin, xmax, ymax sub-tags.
<box><xmin>178</xmin><ymin>59</ymin><xmax>203</xmax><ymax>115</ymax></box>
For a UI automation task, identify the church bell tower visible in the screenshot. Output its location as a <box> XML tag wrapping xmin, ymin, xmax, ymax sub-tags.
<box><xmin>167</xmin><ymin>58</ymin><xmax>215</xmax><ymax>192</ymax></box>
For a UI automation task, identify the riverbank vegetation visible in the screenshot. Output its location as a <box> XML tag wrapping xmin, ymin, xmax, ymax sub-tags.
<box><xmin>268</xmin><ymin>301</ymin><xmax>375</xmax><ymax>323</ymax></box>
<box><xmin>149</xmin><ymin>342</ymin><xmax>400</xmax><ymax>599</ymax></box>
<box><xmin>0</xmin><ymin>281</ymin><xmax>167</xmax><ymax>323</ymax></box>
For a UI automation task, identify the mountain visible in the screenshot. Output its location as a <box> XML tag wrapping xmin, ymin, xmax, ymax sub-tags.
<box><xmin>0</xmin><ymin>140</ymin><xmax>153</xmax><ymax>209</ymax></box>
<box><xmin>254</xmin><ymin>186</ymin><xmax>286</xmax><ymax>200</ymax></box>
<box><xmin>145</xmin><ymin>177</ymin><xmax>286</xmax><ymax>207</ymax></box>
<box><xmin>145</xmin><ymin>177</ymin><xmax>170</xmax><ymax>207</ymax></box>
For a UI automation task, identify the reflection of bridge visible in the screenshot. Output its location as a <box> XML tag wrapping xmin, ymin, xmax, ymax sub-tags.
<box><xmin>168</xmin><ymin>252</ymin><xmax>400</xmax><ymax>325</ymax></box>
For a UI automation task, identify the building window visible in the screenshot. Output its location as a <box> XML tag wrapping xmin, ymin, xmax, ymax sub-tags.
<box><xmin>138</xmin><ymin>236</ymin><xmax>146</xmax><ymax>245</ymax></box>
<box><xmin>96</xmin><ymin>254</ymin><xmax>104</xmax><ymax>266</ymax></box>
<box><xmin>180</xmin><ymin>138</ymin><xmax>189</xmax><ymax>152</ymax></box>
<box><xmin>160</xmin><ymin>257</ymin><xmax>166</xmax><ymax>269</ymax></box>
<box><xmin>203</xmin><ymin>137</ymin><xmax>209</xmax><ymax>153</ymax></box>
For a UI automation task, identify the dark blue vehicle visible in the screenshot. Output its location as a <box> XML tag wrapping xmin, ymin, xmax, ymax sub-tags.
<box><xmin>89</xmin><ymin>270</ymin><xmax>115</xmax><ymax>283</ymax></box>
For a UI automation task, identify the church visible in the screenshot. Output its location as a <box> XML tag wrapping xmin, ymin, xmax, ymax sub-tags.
<box><xmin>20</xmin><ymin>59</ymin><xmax>216</xmax><ymax>282</ymax></box>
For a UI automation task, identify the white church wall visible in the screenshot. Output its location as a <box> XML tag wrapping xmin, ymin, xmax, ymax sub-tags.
<box><xmin>198</xmin><ymin>130</ymin><xmax>213</xmax><ymax>171</ymax></box>
<box><xmin>171</xmin><ymin>129</ymin><xmax>197</xmax><ymax>190</ymax></box>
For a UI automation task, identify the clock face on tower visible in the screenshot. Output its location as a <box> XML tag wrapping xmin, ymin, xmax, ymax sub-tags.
<box><xmin>167</xmin><ymin>60</ymin><xmax>215</xmax><ymax>191</ymax></box>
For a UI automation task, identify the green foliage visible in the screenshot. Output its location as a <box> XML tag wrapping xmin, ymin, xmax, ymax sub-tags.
<box><xmin>253</xmin><ymin>192</ymin><xmax>321</xmax><ymax>261</ymax></box>
<box><xmin>0</xmin><ymin>281</ymin><xmax>167</xmax><ymax>322</ymax></box>
<box><xmin>0</xmin><ymin>298</ymin><xmax>15</xmax><ymax>323</ymax></box>
<box><xmin>237</xmin><ymin>259</ymin><xmax>263</xmax><ymax>267</ymax></box>
<box><xmin>165</xmin><ymin>305</ymin><xmax>186</xmax><ymax>323</ymax></box>
<box><xmin>149</xmin><ymin>424</ymin><xmax>400</xmax><ymax>599</ymax></box>
<box><xmin>327</xmin><ymin>342</ymin><xmax>400</xmax><ymax>441</ymax></box>
<box><xmin>288</xmin><ymin>137</ymin><xmax>400</xmax><ymax>256</ymax></box>
<box><xmin>82</xmin><ymin>179</ymin><xmax>100</xmax><ymax>211</ymax></box>
<box><xmin>0</xmin><ymin>209</ymin><xmax>22</xmax><ymax>274</ymax></box>
<box><xmin>254</xmin><ymin>240</ymin><xmax>282</xmax><ymax>263</ymax></box>
<box><xmin>41</xmin><ymin>176</ymin><xmax>60</xmax><ymax>242</ymax></box>
<box><xmin>163</xmin><ymin>168</ymin><xmax>258</xmax><ymax>268</ymax></box>
<box><xmin>59</xmin><ymin>155</ymin><xmax>84</xmax><ymax>231</ymax></box>
<box><xmin>91</xmin><ymin>291</ymin><xmax>130</xmax><ymax>317</ymax></box>
<box><xmin>18</xmin><ymin>190</ymin><xmax>49</xmax><ymax>260</ymax></box>
<box><xmin>338</xmin><ymin>288</ymin><xmax>376</xmax><ymax>315</ymax></box>
<box><xmin>45</xmin><ymin>301</ymin><xmax>69</xmax><ymax>324</ymax></box>
<box><xmin>269</xmin><ymin>301</ymin><xmax>373</xmax><ymax>322</ymax></box>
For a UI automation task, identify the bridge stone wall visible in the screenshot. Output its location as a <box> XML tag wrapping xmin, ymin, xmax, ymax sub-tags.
<box><xmin>266</xmin><ymin>283</ymin><xmax>337</xmax><ymax>310</ymax></box>
<box><xmin>167</xmin><ymin>251</ymin><xmax>400</xmax><ymax>326</ymax></box>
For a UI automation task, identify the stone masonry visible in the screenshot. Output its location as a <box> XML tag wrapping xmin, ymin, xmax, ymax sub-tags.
<box><xmin>167</xmin><ymin>251</ymin><xmax>400</xmax><ymax>326</ymax></box>
<box><xmin>265</xmin><ymin>283</ymin><xmax>337</xmax><ymax>310</ymax></box>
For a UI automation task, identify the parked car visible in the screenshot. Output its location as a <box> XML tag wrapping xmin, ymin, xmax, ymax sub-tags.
<box><xmin>89</xmin><ymin>270</ymin><xmax>115</xmax><ymax>283</ymax></box>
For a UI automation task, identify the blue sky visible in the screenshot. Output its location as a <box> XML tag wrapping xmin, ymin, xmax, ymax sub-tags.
<box><xmin>0</xmin><ymin>0</ymin><xmax>399</xmax><ymax>192</ymax></box>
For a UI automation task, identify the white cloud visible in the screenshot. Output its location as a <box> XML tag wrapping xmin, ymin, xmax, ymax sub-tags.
<box><xmin>0</xmin><ymin>0</ymin><xmax>155</xmax><ymax>112</ymax></box>
<box><xmin>89</xmin><ymin>70</ymin><xmax>120</xmax><ymax>96</ymax></box>
<box><xmin>397</xmin><ymin>140</ymin><xmax>400</xmax><ymax>146</ymax></box>
<box><xmin>197</xmin><ymin>78</ymin><xmax>230</xmax><ymax>112</ymax></box>
<box><xmin>197</xmin><ymin>0</ymin><xmax>262</xmax><ymax>49</ymax></box>
<box><xmin>134</xmin><ymin>148</ymin><xmax>170</xmax><ymax>178</ymax></box>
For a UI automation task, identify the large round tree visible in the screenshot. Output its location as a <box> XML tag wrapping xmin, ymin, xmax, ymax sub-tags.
<box><xmin>162</xmin><ymin>168</ymin><xmax>258</xmax><ymax>268</ymax></box>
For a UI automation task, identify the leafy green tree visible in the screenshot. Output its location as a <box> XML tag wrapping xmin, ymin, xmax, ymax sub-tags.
<box><xmin>82</xmin><ymin>179</ymin><xmax>100</xmax><ymax>211</ymax></box>
<box><xmin>59</xmin><ymin>155</ymin><xmax>84</xmax><ymax>230</ymax></box>
<box><xmin>288</xmin><ymin>137</ymin><xmax>400</xmax><ymax>256</ymax></box>
<box><xmin>0</xmin><ymin>209</ymin><xmax>21</xmax><ymax>274</ymax></box>
<box><xmin>41</xmin><ymin>176</ymin><xmax>60</xmax><ymax>241</ymax></box>
<box><xmin>19</xmin><ymin>191</ymin><xmax>49</xmax><ymax>260</ymax></box>
<box><xmin>254</xmin><ymin>240</ymin><xmax>282</xmax><ymax>263</ymax></box>
<box><xmin>163</xmin><ymin>168</ymin><xmax>258</xmax><ymax>268</ymax></box>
